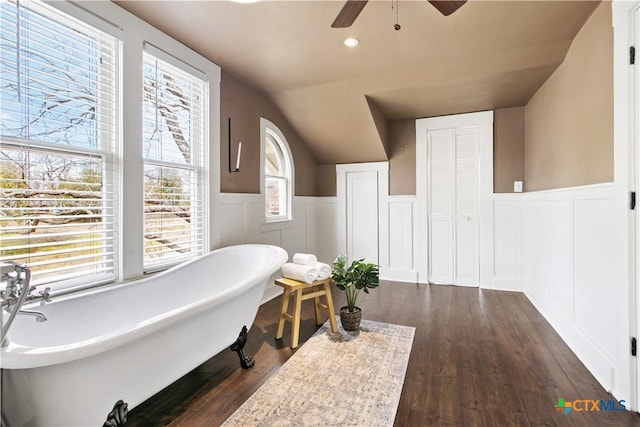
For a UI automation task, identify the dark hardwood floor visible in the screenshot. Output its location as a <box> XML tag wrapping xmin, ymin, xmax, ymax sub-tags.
<box><xmin>127</xmin><ymin>282</ymin><xmax>640</xmax><ymax>426</ymax></box>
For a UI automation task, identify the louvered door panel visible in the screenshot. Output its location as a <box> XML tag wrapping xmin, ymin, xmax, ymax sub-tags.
<box><xmin>455</xmin><ymin>127</ymin><xmax>479</xmax><ymax>215</ymax></box>
<box><xmin>454</xmin><ymin>126</ymin><xmax>479</xmax><ymax>285</ymax></box>
<box><xmin>428</xmin><ymin>129</ymin><xmax>454</xmax><ymax>284</ymax></box>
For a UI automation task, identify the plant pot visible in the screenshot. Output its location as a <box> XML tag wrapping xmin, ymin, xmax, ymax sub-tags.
<box><xmin>339</xmin><ymin>306</ymin><xmax>362</xmax><ymax>331</ymax></box>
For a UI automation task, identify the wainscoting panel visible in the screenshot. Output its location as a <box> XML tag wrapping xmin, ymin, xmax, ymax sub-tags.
<box><xmin>492</xmin><ymin>199</ymin><xmax>523</xmax><ymax>290</ymax></box>
<box><xmin>312</xmin><ymin>197</ymin><xmax>338</xmax><ymax>264</ymax></box>
<box><xmin>494</xmin><ymin>184</ymin><xmax>628</xmax><ymax>396</ymax></box>
<box><xmin>573</xmin><ymin>199</ymin><xmax>621</xmax><ymax>362</ymax></box>
<box><xmin>544</xmin><ymin>200</ymin><xmax>574</xmax><ymax>321</ymax></box>
<box><xmin>383</xmin><ymin>196</ymin><xmax>418</xmax><ymax>283</ymax></box>
<box><xmin>219</xmin><ymin>194</ymin><xmax>253</xmax><ymax>247</ymax></box>
<box><xmin>524</xmin><ymin>200</ymin><xmax>547</xmax><ymax>296</ymax></box>
<box><xmin>218</xmin><ymin>194</ymin><xmax>338</xmax><ymax>302</ymax></box>
<box><xmin>281</xmin><ymin>201</ymin><xmax>307</xmax><ymax>257</ymax></box>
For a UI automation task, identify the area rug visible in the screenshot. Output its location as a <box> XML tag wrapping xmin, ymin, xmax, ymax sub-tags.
<box><xmin>221</xmin><ymin>318</ymin><xmax>415</xmax><ymax>427</ymax></box>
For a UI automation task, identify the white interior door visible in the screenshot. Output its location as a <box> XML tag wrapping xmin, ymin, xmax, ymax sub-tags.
<box><xmin>346</xmin><ymin>170</ymin><xmax>379</xmax><ymax>264</ymax></box>
<box><xmin>427</xmin><ymin>126</ymin><xmax>480</xmax><ymax>286</ymax></box>
<box><xmin>631</xmin><ymin>1</ymin><xmax>640</xmax><ymax>412</ymax></box>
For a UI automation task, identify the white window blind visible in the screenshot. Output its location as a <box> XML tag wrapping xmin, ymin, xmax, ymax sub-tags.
<box><xmin>0</xmin><ymin>0</ymin><xmax>118</xmax><ymax>289</ymax></box>
<box><xmin>142</xmin><ymin>51</ymin><xmax>206</xmax><ymax>270</ymax></box>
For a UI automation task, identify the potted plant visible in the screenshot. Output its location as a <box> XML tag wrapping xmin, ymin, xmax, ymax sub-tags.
<box><xmin>331</xmin><ymin>254</ymin><xmax>379</xmax><ymax>331</ymax></box>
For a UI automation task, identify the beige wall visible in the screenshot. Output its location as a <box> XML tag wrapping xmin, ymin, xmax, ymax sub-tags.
<box><xmin>524</xmin><ymin>2</ymin><xmax>613</xmax><ymax>191</ymax></box>
<box><xmin>316</xmin><ymin>119</ymin><xmax>416</xmax><ymax>197</ymax></box>
<box><xmin>220</xmin><ymin>71</ymin><xmax>317</xmax><ymax>195</ymax></box>
<box><xmin>384</xmin><ymin>112</ymin><xmax>525</xmax><ymax>196</ymax></box>
<box><xmin>389</xmin><ymin>120</ymin><xmax>416</xmax><ymax>196</ymax></box>
<box><xmin>315</xmin><ymin>164</ymin><xmax>337</xmax><ymax>197</ymax></box>
<box><xmin>220</xmin><ymin>2</ymin><xmax>613</xmax><ymax>196</ymax></box>
<box><xmin>494</xmin><ymin>107</ymin><xmax>525</xmax><ymax>193</ymax></box>
<box><xmin>219</xmin><ymin>2</ymin><xmax>612</xmax><ymax>197</ymax></box>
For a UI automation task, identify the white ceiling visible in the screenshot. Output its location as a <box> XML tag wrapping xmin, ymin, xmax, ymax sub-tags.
<box><xmin>114</xmin><ymin>0</ymin><xmax>600</xmax><ymax>164</ymax></box>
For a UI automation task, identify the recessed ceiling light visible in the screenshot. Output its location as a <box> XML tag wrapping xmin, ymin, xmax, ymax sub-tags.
<box><xmin>344</xmin><ymin>38</ymin><xmax>359</xmax><ymax>47</ymax></box>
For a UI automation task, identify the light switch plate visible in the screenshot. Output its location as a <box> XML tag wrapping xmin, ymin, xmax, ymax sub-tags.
<box><xmin>514</xmin><ymin>181</ymin><xmax>523</xmax><ymax>193</ymax></box>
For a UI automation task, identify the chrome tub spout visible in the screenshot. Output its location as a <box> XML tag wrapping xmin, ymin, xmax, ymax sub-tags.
<box><xmin>17</xmin><ymin>309</ymin><xmax>47</xmax><ymax>322</ymax></box>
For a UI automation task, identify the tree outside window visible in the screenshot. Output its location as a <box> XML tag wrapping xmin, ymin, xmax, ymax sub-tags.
<box><xmin>142</xmin><ymin>51</ymin><xmax>207</xmax><ymax>270</ymax></box>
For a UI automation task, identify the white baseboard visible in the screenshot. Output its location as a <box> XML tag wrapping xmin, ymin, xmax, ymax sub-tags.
<box><xmin>380</xmin><ymin>268</ymin><xmax>418</xmax><ymax>283</ymax></box>
<box><xmin>492</xmin><ymin>276</ymin><xmax>524</xmax><ymax>292</ymax></box>
<box><xmin>526</xmin><ymin>282</ymin><xmax>615</xmax><ymax>392</ymax></box>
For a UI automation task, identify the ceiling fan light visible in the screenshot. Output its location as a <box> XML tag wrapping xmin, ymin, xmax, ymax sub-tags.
<box><xmin>344</xmin><ymin>37</ymin><xmax>359</xmax><ymax>47</ymax></box>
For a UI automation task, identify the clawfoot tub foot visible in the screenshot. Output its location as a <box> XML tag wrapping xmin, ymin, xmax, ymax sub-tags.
<box><xmin>230</xmin><ymin>325</ymin><xmax>255</xmax><ymax>369</ymax></box>
<box><xmin>103</xmin><ymin>399</ymin><xmax>128</xmax><ymax>427</ymax></box>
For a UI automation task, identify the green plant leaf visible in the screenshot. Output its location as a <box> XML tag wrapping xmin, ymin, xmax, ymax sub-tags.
<box><xmin>331</xmin><ymin>254</ymin><xmax>379</xmax><ymax>309</ymax></box>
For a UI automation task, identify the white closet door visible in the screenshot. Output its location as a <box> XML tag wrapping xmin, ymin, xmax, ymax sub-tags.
<box><xmin>346</xmin><ymin>170</ymin><xmax>379</xmax><ymax>264</ymax></box>
<box><xmin>427</xmin><ymin>126</ymin><xmax>480</xmax><ymax>286</ymax></box>
<box><xmin>454</xmin><ymin>126</ymin><xmax>479</xmax><ymax>286</ymax></box>
<box><xmin>428</xmin><ymin>129</ymin><xmax>454</xmax><ymax>284</ymax></box>
<box><xmin>416</xmin><ymin>111</ymin><xmax>493</xmax><ymax>286</ymax></box>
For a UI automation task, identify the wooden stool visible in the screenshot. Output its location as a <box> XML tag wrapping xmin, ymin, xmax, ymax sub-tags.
<box><xmin>274</xmin><ymin>277</ymin><xmax>338</xmax><ymax>348</ymax></box>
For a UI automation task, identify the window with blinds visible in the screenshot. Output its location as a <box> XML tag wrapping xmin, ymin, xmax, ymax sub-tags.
<box><xmin>142</xmin><ymin>50</ymin><xmax>206</xmax><ymax>270</ymax></box>
<box><xmin>0</xmin><ymin>0</ymin><xmax>118</xmax><ymax>289</ymax></box>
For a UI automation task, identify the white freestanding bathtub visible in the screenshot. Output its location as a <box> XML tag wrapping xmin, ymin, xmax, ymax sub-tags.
<box><xmin>0</xmin><ymin>244</ymin><xmax>288</xmax><ymax>427</ymax></box>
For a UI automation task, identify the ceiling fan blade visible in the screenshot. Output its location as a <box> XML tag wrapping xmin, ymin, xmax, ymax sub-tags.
<box><xmin>428</xmin><ymin>0</ymin><xmax>467</xmax><ymax>16</ymax></box>
<box><xmin>331</xmin><ymin>0</ymin><xmax>368</xmax><ymax>28</ymax></box>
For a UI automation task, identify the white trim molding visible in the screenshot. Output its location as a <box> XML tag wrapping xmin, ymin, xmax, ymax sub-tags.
<box><xmin>612</xmin><ymin>0</ymin><xmax>639</xmax><ymax>410</ymax></box>
<box><xmin>260</xmin><ymin>117</ymin><xmax>295</xmax><ymax>223</ymax></box>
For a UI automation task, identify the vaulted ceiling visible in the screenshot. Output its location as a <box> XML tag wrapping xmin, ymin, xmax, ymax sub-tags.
<box><xmin>114</xmin><ymin>0</ymin><xmax>599</xmax><ymax>164</ymax></box>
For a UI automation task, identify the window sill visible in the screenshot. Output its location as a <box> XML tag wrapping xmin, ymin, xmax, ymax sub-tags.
<box><xmin>261</xmin><ymin>218</ymin><xmax>297</xmax><ymax>233</ymax></box>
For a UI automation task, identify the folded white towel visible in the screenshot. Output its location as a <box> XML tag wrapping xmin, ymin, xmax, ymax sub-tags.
<box><xmin>282</xmin><ymin>263</ymin><xmax>318</xmax><ymax>284</ymax></box>
<box><xmin>292</xmin><ymin>253</ymin><xmax>317</xmax><ymax>266</ymax></box>
<box><xmin>315</xmin><ymin>262</ymin><xmax>331</xmax><ymax>280</ymax></box>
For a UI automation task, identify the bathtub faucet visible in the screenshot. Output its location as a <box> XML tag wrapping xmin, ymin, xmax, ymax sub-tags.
<box><xmin>1</xmin><ymin>261</ymin><xmax>49</xmax><ymax>347</ymax></box>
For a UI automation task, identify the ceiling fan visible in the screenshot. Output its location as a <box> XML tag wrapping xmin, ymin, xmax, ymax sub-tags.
<box><xmin>331</xmin><ymin>0</ymin><xmax>467</xmax><ymax>28</ymax></box>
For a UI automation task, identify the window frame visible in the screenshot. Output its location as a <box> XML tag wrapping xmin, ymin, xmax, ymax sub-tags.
<box><xmin>0</xmin><ymin>0</ymin><xmax>221</xmax><ymax>295</ymax></box>
<box><xmin>0</xmin><ymin>0</ymin><xmax>120</xmax><ymax>293</ymax></box>
<box><xmin>141</xmin><ymin>47</ymin><xmax>209</xmax><ymax>273</ymax></box>
<box><xmin>260</xmin><ymin>118</ymin><xmax>294</xmax><ymax>224</ymax></box>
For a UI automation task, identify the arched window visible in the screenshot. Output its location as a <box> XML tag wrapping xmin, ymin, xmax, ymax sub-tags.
<box><xmin>261</xmin><ymin>118</ymin><xmax>294</xmax><ymax>221</ymax></box>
